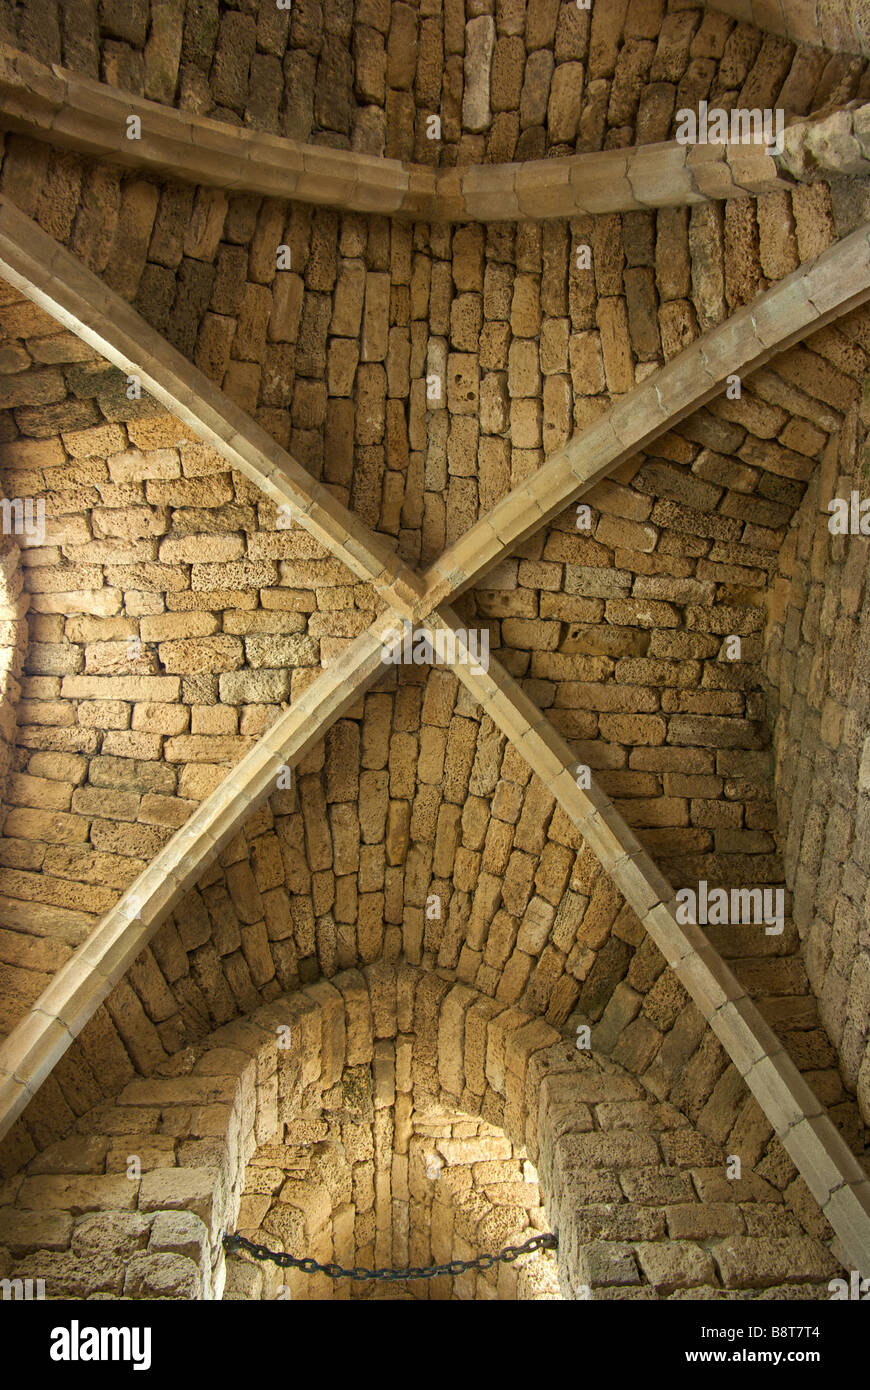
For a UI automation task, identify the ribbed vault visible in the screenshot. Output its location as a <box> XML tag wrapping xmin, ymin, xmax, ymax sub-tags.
<box><xmin>0</xmin><ymin>0</ymin><xmax>868</xmax><ymax>1300</ymax></box>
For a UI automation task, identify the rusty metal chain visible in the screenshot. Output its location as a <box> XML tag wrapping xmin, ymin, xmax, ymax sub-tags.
<box><xmin>224</xmin><ymin>1230</ymin><xmax>557</xmax><ymax>1282</ymax></box>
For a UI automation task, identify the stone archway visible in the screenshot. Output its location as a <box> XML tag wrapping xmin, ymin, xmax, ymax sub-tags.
<box><xmin>231</xmin><ymin>1091</ymin><xmax>559</xmax><ymax>1302</ymax></box>
<box><xmin>0</xmin><ymin>963</ymin><xmax>843</xmax><ymax>1300</ymax></box>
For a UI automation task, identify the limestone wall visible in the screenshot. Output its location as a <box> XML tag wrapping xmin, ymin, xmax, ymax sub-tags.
<box><xmin>1</xmin><ymin>646</ymin><xmax>860</xmax><ymax>1231</ymax></box>
<box><xmin>2</xmin><ymin>0</ymin><xmax>865</xmax><ymax>162</ymax></box>
<box><xmin>761</xmin><ymin>394</ymin><xmax>870</xmax><ymax>1128</ymax></box>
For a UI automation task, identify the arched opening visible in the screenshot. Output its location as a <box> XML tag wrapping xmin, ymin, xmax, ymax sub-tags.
<box><xmin>0</xmin><ymin>964</ymin><xmax>842</xmax><ymax>1301</ymax></box>
<box><xmin>228</xmin><ymin>1088</ymin><xmax>558</xmax><ymax>1301</ymax></box>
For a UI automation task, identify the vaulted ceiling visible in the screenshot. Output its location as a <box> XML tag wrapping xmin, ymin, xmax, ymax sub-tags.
<box><xmin>0</xmin><ymin>0</ymin><xmax>868</xmax><ymax>1293</ymax></box>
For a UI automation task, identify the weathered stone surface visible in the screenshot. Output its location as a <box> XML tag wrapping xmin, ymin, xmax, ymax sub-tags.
<box><xmin>0</xmin><ymin>16</ymin><xmax>865</xmax><ymax>1299</ymax></box>
<box><xmin>463</xmin><ymin>17</ymin><xmax>496</xmax><ymax>134</ymax></box>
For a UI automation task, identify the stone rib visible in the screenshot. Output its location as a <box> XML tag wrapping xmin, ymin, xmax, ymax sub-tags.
<box><xmin>0</xmin><ymin>195</ymin><xmax>426</xmax><ymax>616</ymax></box>
<box><xmin>425</xmin><ymin>604</ymin><xmax>870</xmax><ymax>1276</ymax></box>
<box><xmin>0</xmin><ymin>615</ymin><xmax>396</xmax><ymax>1138</ymax></box>
<box><xmin>423</xmin><ymin>222</ymin><xmax>870</xmax><ymax>606</ymax></box>
<box><xmin>0</xmin><ymin>44</ymin><xmax>856</xmax><ymax>223</ymax></box>
<box><xmin>708</xmin><ymin>0</ymin><xmax>870</xmax><ymax>57</ymax></box>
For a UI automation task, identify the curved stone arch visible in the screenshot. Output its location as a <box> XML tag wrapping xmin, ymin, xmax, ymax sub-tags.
<box><xmin>3</xmin><ymin>8</ymin><xmax>867</xmax><ymax>171</ymax></box>
<box><xmin>709</xmin><ymin>0</ymin><xmax>870</xmax><ymax>57</ymax></box>
<box><xmin>1</xmin><ymin>48</ymin><xmax>868</xmax><ymax>221</ymax></box>
<box><xmin>0</xmin><ymin>965</ymin><xmax>843</xmax><ymax>1301</ymax></box>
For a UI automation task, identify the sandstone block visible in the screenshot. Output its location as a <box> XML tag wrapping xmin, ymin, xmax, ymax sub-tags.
<box><xmin>447</xmin><ymin>354</ymin><xmax>480</xmax><ymax>415</ymax></box>
<box><xmin>464</xmin><ymin>17</ymin><xmax>496</xmax><ymax>133</ymax></box>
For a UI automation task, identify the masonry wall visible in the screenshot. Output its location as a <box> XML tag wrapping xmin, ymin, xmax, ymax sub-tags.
<box><xmin>761</xmin><ymin>391</ymin><xmax>870</xmax><ymax>1129</ymax></box>
<box><xmin>3</xmin><ymin>0</ymin><xmax>867</xmax><ymax>161</ymax></box>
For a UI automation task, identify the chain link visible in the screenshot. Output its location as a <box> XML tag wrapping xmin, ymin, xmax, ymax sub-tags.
<box><xmin>224</xmin><ymin>1230</ymin><xmax>557</xmax><ymax>1283</ymax></box>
